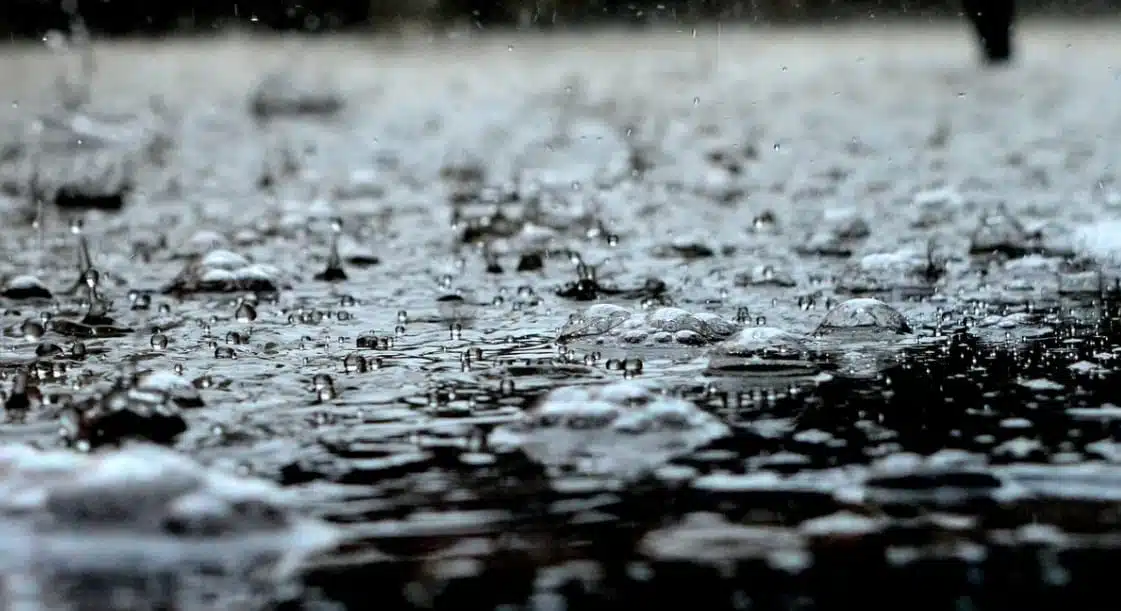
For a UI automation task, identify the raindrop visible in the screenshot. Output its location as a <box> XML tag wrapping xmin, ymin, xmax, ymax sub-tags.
<box><xmin>343</xmin><ymin>352</ymin><xmax>367</xmax><ymax>373</ymax></box>
<box><xmin>235</xmin><ymin>302</ymin><xmax>257</xmax><ymax>323</ymax></box>
<box><xmin>129</xmin><ymin>292</ymin><xmax>151</xmax><ymax>310</ymax></box>
<box><xmin>21</xmin><ymin>319</ymin><xmax>45</xmax><ymax>341</ymax></box>
<box><xmin>314</xmin><ymin>217</ymin><xmax>347</xmax><ymax>282</ymax></box>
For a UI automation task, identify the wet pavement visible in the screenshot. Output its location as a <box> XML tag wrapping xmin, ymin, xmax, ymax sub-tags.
<box><xmin>1</xmin><ymin>21</ymin><xmax>1121</xmax><ymax>610</ymax></box>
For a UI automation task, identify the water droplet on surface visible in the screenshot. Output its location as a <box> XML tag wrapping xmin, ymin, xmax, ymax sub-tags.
<box><xmin>343</xmin><ymin>352</ymin><xmax>367</xmax><ymax>373</ymax></box>
<box><xmin>21</xmin><ymin>319</ymin><xmax>45</xmax><ymax>341</ymax></box>
<box><xmin>235</xmin><ymin>303</ymin><xmax>257</xmax><ymax>323</ymax></box>
<box><xmin>814</xmin><ymin>298</ymin><xmax>912</xmax><ymax>337</ymax></box>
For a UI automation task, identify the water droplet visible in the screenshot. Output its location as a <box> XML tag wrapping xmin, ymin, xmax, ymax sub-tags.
<box><xmin>21</xmin><ymin>319</ymin><xmax>44</xmax><ymax>341</ymax></box>
<box><xmin>129</xmin><ymin>292</ymin><xmax>151</xmax><ymax>310</ymax></box>
<box><xmin>235</xmin><ymin>303</ymin><xmax>257</xmax><ymax>323</ymax></box>
<box><xmin>343</xmin><ymin>352</ymin><xmax>367</xmax><ymax>373</ymax></box>
<box><xmin>83</xmin><ymin>268</ymin><xmax>99</xmax><ymax>289</ymax></box>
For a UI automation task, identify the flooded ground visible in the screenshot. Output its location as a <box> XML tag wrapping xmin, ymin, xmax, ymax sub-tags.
<box><xmin>1</xmin><ymin>20</ymin><xmax>1121</xmax><ymax>609</ymax></box>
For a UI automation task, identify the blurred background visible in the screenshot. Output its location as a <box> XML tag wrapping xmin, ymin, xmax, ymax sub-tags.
<box><xmin>1</xmin><ymin>0</ymin><xmax>1119</xmax><ymax>39</ymax></box>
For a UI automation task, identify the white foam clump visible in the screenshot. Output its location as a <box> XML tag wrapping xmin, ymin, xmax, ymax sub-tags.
<box><xmin>488</xmin><ymin>381</ymin><xmax>729</xmax><ymax>477</ymax></box>
<box><xmin>0</xmin><ymin>443</ymin><xmax>338</xmax><ymax>573</ymax></box>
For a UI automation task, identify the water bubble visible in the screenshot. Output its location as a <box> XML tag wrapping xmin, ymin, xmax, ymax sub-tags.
<box><xmin>83</xmin><ymin>268</ymin><xmax>99</xmax><ymax>289</ymax></box>
<box><xmin>21</xmin><ymin>319</ymin><xmax>45</xmax><ymax>341</ymax></box>
<box><xmin>489</xmin><ymin>381</ymin><xmax>729</xmax><ymax>476</ymax></box>
<box><xmin>314</xmin><ymin>218</ymin><xmax>348</xmax><ymax>282</ymax></box>
<box><xmin>814</xmin><ymin>298</ymin><xmax>912</xmax><ymax>337</ymax></box>
<box><xmin>343</xmin><ymin>352</ymin><xmax>367</xmax><ymax>373</ymax></box>
<box><xmin>312</xmin><ymin>373</ymin><xmax>334</xmax><ymax>392</ymax></box>
<box><xmin>150</xmin><ymin>333</ymin><xmax>169</xmax><ymax>349</ymax></box>
<box><xmin>129</xmin><ymin>292</ymin><xmax>151</xmax><ymax>310</ymax></box>
<box><xmin>2</xmin><ymin>276</ymin><xmax>52</xmax><ymax>300</ymax></box>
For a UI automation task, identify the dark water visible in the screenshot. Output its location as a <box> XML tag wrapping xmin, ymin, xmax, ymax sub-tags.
<box><xmin>1</xmin><ymin>23</ymin><xmax>1121</xmax><ymax>610</ymax></box>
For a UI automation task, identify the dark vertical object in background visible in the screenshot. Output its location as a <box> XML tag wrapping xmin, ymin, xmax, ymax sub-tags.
<box><xmin>963</xmin><ymin>0</ymin><xmax>1016</xmax><ymax>63</ymax></box>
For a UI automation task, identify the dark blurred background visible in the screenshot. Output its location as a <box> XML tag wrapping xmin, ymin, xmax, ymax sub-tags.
<box><xmin>2</xmin><ymin>0</ymin><xmax>1119</xmax><ymax>39</ymax></box>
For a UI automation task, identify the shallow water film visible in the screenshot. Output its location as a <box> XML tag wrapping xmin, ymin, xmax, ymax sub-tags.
<box><xmin>2</xmin><ymin>23</ymin><xmax>1121</xmax><ymax>610</ymax></box>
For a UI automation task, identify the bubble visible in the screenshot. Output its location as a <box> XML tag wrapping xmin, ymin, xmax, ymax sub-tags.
<box><xmin>489</xmin><ymin>381</ymin><xmax>729</xmax><ymax>477</ymax></box>
<box><xmin>312</xmin><ymin>374</ymin><xmax>334</xmax><ymax>392</ymax></box>
<box><xmin>130</xmin><ymin>292</ymin><xmax>152</xmax><ymax>310</ymax></box>
<box><xmin>343</xmin><ymin>352</ymin><xmax>367</xmax><ymax>373</ymax></box>
<box><xmin>83</xmin><ymin>268</ymin><xmax>99</xmax><ymax>289</ymax></box>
